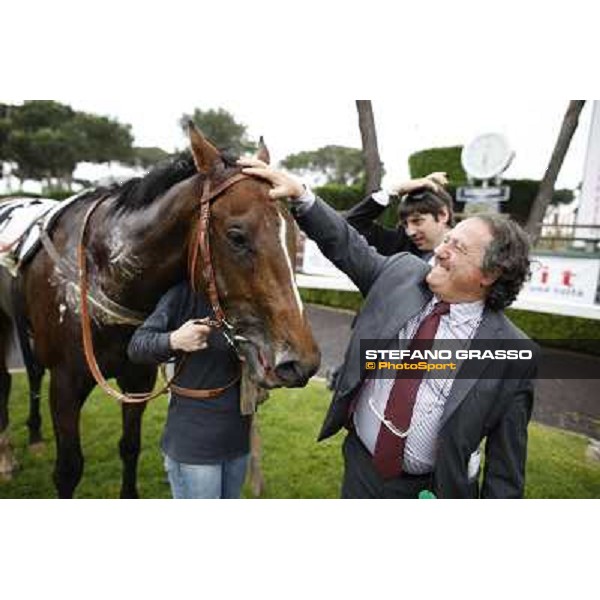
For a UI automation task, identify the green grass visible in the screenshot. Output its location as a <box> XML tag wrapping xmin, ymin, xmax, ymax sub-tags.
<box><xmin>0</xmin><ymin>375</ymin><xmax>598</xmax><ymax>498</ymax></box>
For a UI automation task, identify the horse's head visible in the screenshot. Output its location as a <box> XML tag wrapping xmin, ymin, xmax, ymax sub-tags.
<box><xmin>187</xmin><ymin>123</ymin><xmax>320</xmax><ymax>388</ymax></box>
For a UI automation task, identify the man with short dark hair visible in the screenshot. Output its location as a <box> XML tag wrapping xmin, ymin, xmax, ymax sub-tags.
<box><xmin>240</xmin><ymin>158</ymin><xmax>537</xmax><ymax>499</ymax></box>
<box><xmin>345</xmin><ymin>173</ymin><xmax>453</xmax><ymax>259</ymax></box>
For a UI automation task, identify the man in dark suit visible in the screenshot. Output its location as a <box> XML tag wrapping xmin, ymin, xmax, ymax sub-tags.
<box><xmin>241</xmin><ymin>158</ymin><xmax>537</xmax><ymax>499</ymax></box>
<box><xmin>345</xmin><ymin>172</ymin><xmax>453</xmax><ymax>260</ymax></box>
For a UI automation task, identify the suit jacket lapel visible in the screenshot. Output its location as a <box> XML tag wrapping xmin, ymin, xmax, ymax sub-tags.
<box><xmin>379</xmin><ymin>280</ymin><xmax>432</xmax><ymax>344</ymax></box>
<box><xmin>439</xmin><ymin>309</ymin><xmax>504</xmax><ymax>430</ymax></box>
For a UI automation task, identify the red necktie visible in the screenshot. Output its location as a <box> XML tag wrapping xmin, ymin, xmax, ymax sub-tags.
<box><xmin>372</xmin><ymin>301</ymin><xmax>451</xmax><ymax>479</ymax></box>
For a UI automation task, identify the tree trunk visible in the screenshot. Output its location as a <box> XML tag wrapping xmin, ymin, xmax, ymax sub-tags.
<box><xmin>356</xmin><ymin>100</ymin><xmax>384</xmax><ymax>194</ymax></box>
<box><xmin>526</xmin><ymin>100</ymin><xmax>586</xmax><ymax>244</ymax></box>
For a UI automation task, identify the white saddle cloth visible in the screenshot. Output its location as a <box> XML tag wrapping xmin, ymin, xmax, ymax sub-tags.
<box><xmin>0</xmin><ymin>198</ymin><xmax>57</xmax><ymax>275</ymax></box>
<box><xmin>0</xmin><ymin>192</ymin><xmax>85</xmax><ymax>275</ymax></box>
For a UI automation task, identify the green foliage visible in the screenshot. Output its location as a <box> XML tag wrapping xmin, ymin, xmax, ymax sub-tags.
<box><xmin>182</xmin><ymin>108</ymin><xmax>256</xmax><ymax>155</ymax></box>
<box><xmin>1</xmin><ymin>376</ymin><xmax>597</xmax><ymax>498</ymax></box>
<box><xmin>10</xmin><ymin>100</ymin><xmax>75</xmax><ymax>132</ymax></box>
<box><xmin>506</xmin><ymin>308</ymin><xmax>600</xmax><ymax>354</ymax></box>
<box><xmin>132</xmin><ymin>146</ymin><xmax>170</xmax><ymax>169</ymax></box>
<box><xmin>409</xmin><ymin>146</ymin><xmax>467</xmax><ymax>183</ymax></box>
<box><xmin>314</xmin><ymin>182</ymin><xmax>365</xmax><ymax>212</ymax></box>
<box><xmin>281</xmin><ymin>145</ymin><xmax>365</xmax><ymax>186</ymax></box>
<box><xmin>1</xmin><ymin>101</ymin><xmax>135</xmax><ymax>185</ymax></box>
<box><xmin>0</xmin><ymin>105</ymin><xmax>10</xmax><ymax>163</ymax></box>
<box><xmin>71</xmin><ymin>112</ymin><xmax>134</xmax><ymax>164</ymax></box>
<box><xmin>300</xmin><ymin>288</ymin><xmax>363</xmax><ymax>312</ymax></box>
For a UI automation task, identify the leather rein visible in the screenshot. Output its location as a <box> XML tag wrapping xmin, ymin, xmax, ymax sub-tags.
<box><xmin>77</xmin><ymin>172</ymin><xmax>251</xmax><ymax>404</ymax></box>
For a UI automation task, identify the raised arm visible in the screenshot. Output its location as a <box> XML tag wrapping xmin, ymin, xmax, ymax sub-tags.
<box><xmin>239</xmin><ymin>159</ymin><xmax>389</xmax><ymax>296</ymax></box>
<box><xmin>346</xmin><ymin>172</ymin><xmax>449</xmax><ymax>255</ymax></box>
<box><xmin>345</xmin><ymin>193</ymin><xmax>407</xmax><ymax>254</ymax></box>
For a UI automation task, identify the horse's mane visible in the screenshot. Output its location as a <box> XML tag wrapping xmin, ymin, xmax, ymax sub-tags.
<box><xmin>111</xmin><ymin>151</ymin><xmax>197</xmax><ymax>211</ymax></box>
<box><xmin>80</xmin><ymin>148</ymin><xmax>241</xmax><ymax>213</ymax></box>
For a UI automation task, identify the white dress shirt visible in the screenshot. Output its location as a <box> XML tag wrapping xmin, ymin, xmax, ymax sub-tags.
<box><xmin>353</xmin><ymin>297</ymin><xmax>484</xmax><ymax>474</ymax></box>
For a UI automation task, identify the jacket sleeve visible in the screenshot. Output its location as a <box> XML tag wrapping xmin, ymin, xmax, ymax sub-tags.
<box><xmin>481</xmin><ymin>367</ymin><xmax>535</xmax><ymax>499</ymax></box>
<box><xmin>127</xmin><ymin>286</ymin><xmax>181</xmax><ymax>365</ymax></box>
<box><xmin>294</xmin><ymin>197</ymin><xmax>389</xmax><ymax>297</ymax></box>
<box><xmin>345</xmin><ymin>195</ymin><xmax>409</xmax><ymax>255</ymax></box>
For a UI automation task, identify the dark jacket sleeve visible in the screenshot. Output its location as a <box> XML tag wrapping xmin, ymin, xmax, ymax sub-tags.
<box><xmin>345</xmin><ymin>195</ymin><xmax>413</xmax><ymax>256</ymax></box>
<box><xmin>295</xmin><ymin>197</ymin><xmax>389</xmax><ymax>297</ymax></box>
<box><xmin>481</xmin><ymin>366</ymin><xmax>536</xmax><ymax>499</ymax></box>
<box><xmin>127</xmin><ymin>286</ymin><xmax>181</xmax><ymax>365</ymax></box>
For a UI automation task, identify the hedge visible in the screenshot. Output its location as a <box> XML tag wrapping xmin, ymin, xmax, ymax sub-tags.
<box><xmin>314</xmin><ymin>183</ymin><xmax>365</xmax><ymax>212</ymax></box>
<box><xmin>300</xmin><ymin>288</ymin><xmax>600</xmax><ymax>355</ymax></box>
<box><xmin>409</xmin><ymin>146</ymin><xmax>467</xmax><ymax>183</ymax></box>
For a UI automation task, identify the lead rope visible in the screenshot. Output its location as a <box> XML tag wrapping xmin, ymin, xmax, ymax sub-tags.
<box><xmin>77</xmin><ymin>196</ymin><xmax>182</xmax><ymax>403</ymax></box>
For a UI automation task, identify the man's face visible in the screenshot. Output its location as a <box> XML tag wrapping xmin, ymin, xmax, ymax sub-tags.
<box><xmin>403</xmin><ymin>210</ymin><xmax>449</xmax><ymax>251</ymax></box>
<box><xmin>426</xmin><ymin>218</ymin><xmax>497</xmax><ymax>303</ymax></box>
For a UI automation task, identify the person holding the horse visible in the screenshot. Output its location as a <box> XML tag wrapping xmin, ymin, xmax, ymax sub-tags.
<box><xmin>345</xmin><ymin>172</ymin><xmax>453</xmax><ymax>260</ymax></box>
<box><xmin>127</xmin><ymin>285</ymin><xmax>251</xmax><ymax>499</ymax></box>
<box><xmin>240</xmin><ymin>157</ymin><xmax>537</xmax><ymax>499</ymax></box>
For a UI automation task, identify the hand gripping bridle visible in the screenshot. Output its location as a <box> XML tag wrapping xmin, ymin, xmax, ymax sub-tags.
<box><xmin>78</xmin><ymin>172</ymin><xmax>254</xmax><ymax>404</ymax></box>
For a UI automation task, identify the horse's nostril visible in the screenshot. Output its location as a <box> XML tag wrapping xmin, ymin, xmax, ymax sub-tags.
<box><xmin>274</xmin><ymin>360</ymin><xmax>305</xmax><ymax>385</ymax></box>
<box><xmin>273</xmin><ymin>349</ymin><xmax>319</xmax><ymax>387</ymax></box>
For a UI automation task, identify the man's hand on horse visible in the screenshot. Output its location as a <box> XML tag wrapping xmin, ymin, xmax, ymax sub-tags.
<box><xmin>238</xmin><ymin>158</ymin><xmax>305</xmax><ymax>200</ymax></box>
<box><xmin>169</xmin><ymin>320</ymin><xmax>212</xmax><ymax>353</ymax></box>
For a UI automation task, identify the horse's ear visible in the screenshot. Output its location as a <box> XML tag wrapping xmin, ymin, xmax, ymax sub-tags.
<box><xmin>256</xmin><ymin>136</ymin><xmax>271</xmax><ymax>165</ymax></box>
<box><xmin>187</xmin><ymin>120</ymin><xmax>220</xmax><ymax>173</ymax></box>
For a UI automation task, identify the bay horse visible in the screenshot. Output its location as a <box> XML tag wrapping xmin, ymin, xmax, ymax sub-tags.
<box><xmin>0</xmin><ymin>123</ymin><xmax>320</xmax><ymax>498</ymax></box>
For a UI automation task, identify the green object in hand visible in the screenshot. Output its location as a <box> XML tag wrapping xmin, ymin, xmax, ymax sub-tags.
<box><xmin>418</xmin><ymin>489</ymin><xmax>437</xmax><ymax>499</ymax></box>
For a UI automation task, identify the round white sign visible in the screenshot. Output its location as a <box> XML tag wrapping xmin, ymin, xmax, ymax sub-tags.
<box><xmin>461</xmin><ymin>133</ymin><xmax>514</xmax><ymax>180</ymax></box>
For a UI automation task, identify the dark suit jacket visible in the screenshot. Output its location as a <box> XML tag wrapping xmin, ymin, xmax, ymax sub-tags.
<box><xmin>345</xmin><ymin>194</ymin><xmax>421</xmax><ymax>257</ymax></box>
<box><xmin>296</xmin><ymin>198</ymin><xmax>537</xmax><ymax>499</ymax></box>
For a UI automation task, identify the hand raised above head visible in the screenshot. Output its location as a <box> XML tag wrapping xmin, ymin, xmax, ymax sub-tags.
<box><xmin>238</xmin><ymin>158</ymin><xmax>305</xmax><ymax>201</ymax></box>
<box><xmin>387</xmin><ymin>171</ymin><xmax>449</xmax><ymax>196</ymax></box>
<box><xmin>425</xmin><ymin>171</ymin><xmax>449</xmax><ymax>189</ymax></box>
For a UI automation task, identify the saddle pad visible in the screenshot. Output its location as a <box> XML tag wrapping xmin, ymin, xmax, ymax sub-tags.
<box><xmin>0</xmin><ymin>190</ymin><xmax>92</xmax><ymax>276</ymax></box>
<box><xmin>21</xmin><ymin>190</ymin><xmax>90</xmax><ymax>263</ymax></box>
<box><xmin>0</xmin><ymin>198</ymin><xmax>57</xmax><ymax>275</ymax></box>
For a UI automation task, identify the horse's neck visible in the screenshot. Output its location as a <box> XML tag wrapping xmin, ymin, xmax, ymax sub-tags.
<box><xmin>99</xmin><ymin>178</ymin><xmax>199</xmax><ymax>310</ymax></box>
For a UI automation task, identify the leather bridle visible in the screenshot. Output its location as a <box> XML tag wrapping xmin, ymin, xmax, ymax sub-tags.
<box><xmin>77</xmin><ymin>171</ymin><xmax>255</xmax><ymax>404</ymax></box>
<box><xmin>187</xmin><ymin>173</ymin><xmax>252</xmax><ymax>357</ymax></box>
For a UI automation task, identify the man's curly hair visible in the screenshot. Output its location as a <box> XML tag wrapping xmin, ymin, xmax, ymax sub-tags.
<box><xmin>476</xmin><ymin>213</ymin><xmax>531</xmax><ymax>311</ymax></box>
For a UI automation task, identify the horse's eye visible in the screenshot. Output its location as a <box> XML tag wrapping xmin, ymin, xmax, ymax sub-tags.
<box><xmin>226</xmin><ymin>227</ymin><xmax>249</xmax><ymax>249</ymax></box>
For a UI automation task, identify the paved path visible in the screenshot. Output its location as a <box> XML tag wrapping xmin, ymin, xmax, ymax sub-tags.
<box><xmin>306</xmin><ymin>304</ymin><xmax>599</xmax><ymax>439</ymax></box>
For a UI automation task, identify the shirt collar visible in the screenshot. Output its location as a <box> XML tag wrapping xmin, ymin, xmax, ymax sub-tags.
<box><xmin>432</xmin><ymin>295</ymin><xmax>485</xmax><ymax>324</ymax></box>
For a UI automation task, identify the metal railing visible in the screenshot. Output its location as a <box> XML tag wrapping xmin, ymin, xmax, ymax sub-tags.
<box><xmin>536</xmin><ymin>223</ymin><xmax>600</xmax><ymax>253</ymax></box>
